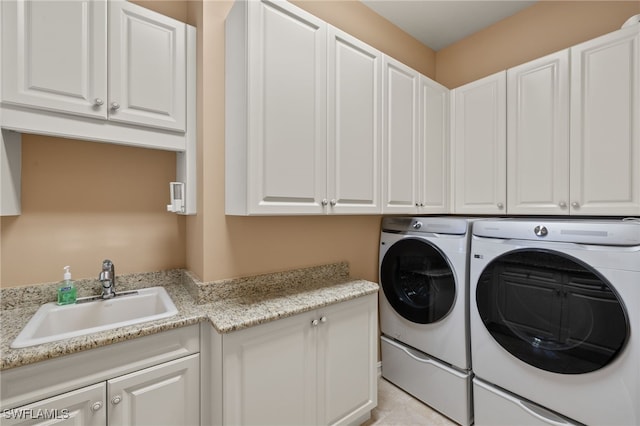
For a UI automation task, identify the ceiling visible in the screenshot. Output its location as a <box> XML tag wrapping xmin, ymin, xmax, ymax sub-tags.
<box><xmin>361</xmin><ymin>1</ymin><xmax>538</xmax><ymax>51</ymax></box>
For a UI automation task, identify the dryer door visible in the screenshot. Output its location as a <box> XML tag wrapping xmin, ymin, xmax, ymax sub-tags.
<box><xmin>475</xmin><ymin>249</ymin><xmax>629</xmax><ymax>374</ymax></box>
<box><xmin>380</xmin><ymin>238</ymin><xmax>456</xmax><ymax>324</ymax></box>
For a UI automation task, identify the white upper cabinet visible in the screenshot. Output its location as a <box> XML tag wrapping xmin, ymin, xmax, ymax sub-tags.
<box><xmin>570</xmin><ymin>25</ymin><xmax>640</xmax><ymax>216</ymax></box>
<box><xmin>226</xmin><ymin>0</ymin><xmax>327</xmax><ymax>215</ymax></box>
<box><xmin>109</xmin><ymin>1</ymin><xmax>186</xmax><ymax>132</ymax></box>
<box><xmin>452</xmin><ymin>71</ymin><xmax>506</xmax><ymax>214</ymax></box>
<box><xmin>418</xmin><ymin>76</ymin><xmax>450</xmax><ymax>213</ymax></box>
<box><xmin>2</xmin><ymin>383</ymin><xmax>106</xmax><ymax>426</ymax></box>
<box><xmin>382</xmin><ymin>56</ymin><xmax>420</xmax><ymax>214</ymax></box>
<box><xmin>507</xmin><ymin>50</ymin><xmax>570</xmax><ymax>215</ymax></box>
<box><xmin>1</xmin><ymin>0</ymin><xmax>187</xmax><ymax>133</ymax></box>
<box><xmin>1</xmin><ymin>0</ymin><xmax>108</xmax><ymax>119</ymax></box>
<box><xmin>327</xmin><ymin>26</ymin><xmax>382</xmax><ymax>214</ymax></box>
<box><xmin>381</xmin><ymin>59</ymin><xmax>449</xmax><ymax>215</ymax></box>
<box><xmin>226</xmin><ymin>0</ymin><xmax>383</xmax><ymax>215</ymax></box>
<box><xmin>508</xmin><ymin>24</ymin><xmax>639</xmax><ymax>216</ymax></box>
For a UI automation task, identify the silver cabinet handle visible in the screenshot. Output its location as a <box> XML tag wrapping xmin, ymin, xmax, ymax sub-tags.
<box><xmin>110</xmin><ymin>102</ymin><xmax>120</xmax><ymax>111</ymax></box>
<box><xmin>94</xmin><ymin>98</ymin><xmax>104</xmax><ymax>106</ymax></box>
<box><xmin>111</xmin><ymin>395</ymin><xmax>122</xmax><ymax>405</ymax></box>
<box><xmin>571</xmin><ymin>202</ymin><xmax>580</xmax><ymax>208</ymax></box>
<box><xmin>320</xmin><ymin>316</ymin><xmax>327</xmax><ymax>323</ymax></box>
<box><xmin>559</xmin><ymin>201</ymin><xmax>567</xmax><ymax>208</ymax></box>
<box><xmin>330</xmin><ymin>199</ymin><xmax>336</xmax><ymax>207</ymax></box>
<box><xmin>91</xmin><ymin>401</ymin><xmax>103</xmax><ymax>412</ymax></box>
<box><xmin>321</xmin><ymin>199</ymin><xmax>328</xmax><ymax>206</ymax></box>
<box><xmin>311</xmin><ymin>319</ymin><xmax>319</xmax><ymax>326</ymax></box>
<box><xmin>497</xmin><ymin>202</ymin><xmax>504</xmax><ymax>209</ymax></box>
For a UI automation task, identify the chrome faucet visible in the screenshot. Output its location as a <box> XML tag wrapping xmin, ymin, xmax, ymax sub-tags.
<box><xmin>99</xmin><ymin>259</ymin><xmax>116</xmax><ymax>299</ymax></box>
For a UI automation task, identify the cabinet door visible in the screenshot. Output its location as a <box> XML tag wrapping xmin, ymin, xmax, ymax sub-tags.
<box><xmin>382</xmin><ymin>56</ymin><xmax>420</xmax><ymax>214</ymax></box>
<box><xmin>1</xmin><ymin>0</ymin><xmax>107</xmax><ymax>118</ymax></box>
<box><xmin>452</xmin><ymin>71</ymin><xmax>506</xmax><ymax>214</ymax></box>
<box><xmin>570</xmin><ymin>26</ymin><xmax>640</xmax><ymax>216</ymax></box>
<box><xmin>223</xmin><ymin>311</ymin><xmax>317</xmax><ymax>425</ymax></box>
<box><xmin>327</xmin><ymin>26</ymin><xmax>382</xmax><ymax>214</ymax></box>
<box><xmin>107</xmin><ymin>354</ymin><xmax>199</xmax><ymax>426</ymax></box>
<box><xmin>246</xmin><ymin>0</ymin><xmax>327</xmax><ymax>214</ymax></box>
<box><xmin>109</xmin><ymin>0</ymin><xmax>186</xmax><ymax>132</ymax></box>
<box><xmin>418</xmin><ymin>76</ymin><xmax>450</xmax><ymax>213</ymax></box>
<box><xmin>507</xmin><ymin>50</ymin><xmax>570</xmax><ymax>215</ymax></box>
<box><xmin>2</xmin><ymin>383</ymin><xmax>105</xmax><ymax>426</ymax></box>
<box><xmin>317</xmin><ymin>295</ymin><xmax>378</xmax><ymax>426</ymax></box>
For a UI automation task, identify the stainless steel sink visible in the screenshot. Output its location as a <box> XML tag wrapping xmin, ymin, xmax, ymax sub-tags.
<box><xmin>11</xmin><ymin>287</ymin><xmax>178</xmax><ymax>348</ymax></box>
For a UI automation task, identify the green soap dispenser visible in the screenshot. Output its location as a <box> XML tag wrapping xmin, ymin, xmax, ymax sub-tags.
<box><xmin>57</xmin><ymin>266</ymin><xmax>77</xmax><ymax>305</ymax></box>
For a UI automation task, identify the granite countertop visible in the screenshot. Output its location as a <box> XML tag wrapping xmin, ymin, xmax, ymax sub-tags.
<box><xmin>0</xmin><ymin>262</ymin><xmax>379</xmax><ymax>371</ymax></box>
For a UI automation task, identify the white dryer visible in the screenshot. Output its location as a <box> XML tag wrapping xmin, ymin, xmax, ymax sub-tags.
<box><xmin>469</xmin><ymin>218</ymin><xmax>640</xmax><ymax>426</ymax></box>
<box><xmin>379</xmin><ymin>216</ymin><xmax>474</xmax><ymax>426</ymax></box>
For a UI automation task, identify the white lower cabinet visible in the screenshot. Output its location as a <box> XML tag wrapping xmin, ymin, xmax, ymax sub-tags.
<box><xmin>1</xmin><ymin>383</ymin><xmax>106</xmax><ymax>426</ymax></box>
<box><xmin>108</xmin><ymin>354</ymin><xmax>199</xmax><ymax>426</ymax></box>
<box><xmin>221</xmin><ymin>294</ymin><xmax>378</xmax><ymax>425</ymax></box>
<box><xmin>0</xmin><ymin>326</ymin><xmax>200</xmax><ymax>426</ymax></box>
<box><xmin>3</xmin><ymin>355</ymin><xmax>199</xmax><ymax>426</ymax></box>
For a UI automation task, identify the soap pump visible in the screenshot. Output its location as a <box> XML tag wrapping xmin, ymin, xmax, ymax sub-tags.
<box><xmin>57</xmin><ymin>266</ymin><xmax>77</xmax><ymax>305</ymax></box>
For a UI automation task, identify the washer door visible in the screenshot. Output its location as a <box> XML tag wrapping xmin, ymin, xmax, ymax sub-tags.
<box><xmin>476</xmin><ymin>249</ymin><xmax>629</xmax><ymax>374</ymax></box>
<box><xmin>381</xmin><ymin>238</ymin><xmax>456</xmax><ymax>324</ymax></box>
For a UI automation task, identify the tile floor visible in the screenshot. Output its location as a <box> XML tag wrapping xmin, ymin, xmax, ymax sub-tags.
<box><xmin>363</xmin><ymin>378</ymin><xmax>458</xmax><ymax>426</ymax></box>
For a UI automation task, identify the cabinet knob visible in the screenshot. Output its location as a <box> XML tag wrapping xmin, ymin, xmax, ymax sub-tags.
<box><xmin>111</xmin><ymin>395</ymin><xmax>122</xmax><ymax>405</ymax></box>
<box><xmin>311</xmin><ymin>319</ymin><xmax>319</xmax><ymax>326</ymax></box>
<box><xmin>330</xmin><ymin>199</ymin><xmax>337</xmax><ymax>207</ymax></box>
<box><xmin>559</xmin><ymin>201</ymin><xmax>567</xmax><ymax>208</ymax></box>
<box><xmin>571</xmin><ymin>202</ymin><xmax>580</xmax><ymax>209</ymax></box>
<box><xmin>497</xmin><ymin>202</ymin><xmax>504</xmax><ymax>210</ymax></box>
<box><xmin>91</xmin><ymin>401</ymin><xmax>103</xmax><ymax>412</ymax></box>
<box><xmin>320</xmin><ymin>316</ymin><xmax>327</xmax><ymax>323</ymax></box>
<box><xmin>94</xmin><ymin>98</ymin><xmax>104</xmax><ymax>106</ymax></box>
<box><xmin>415</xmin><ymin>202</ymin><xmax>420</xmax><ymax>207</ymax></box>
<box><xmin>321</xmin><ymin>199</ymin><xmax>328</xmax><ymax>206</ymax></box>
<box><xmin>110</xmin><ymin>102</ymin><xmax>120</xmax><ymax>111</ymax></box>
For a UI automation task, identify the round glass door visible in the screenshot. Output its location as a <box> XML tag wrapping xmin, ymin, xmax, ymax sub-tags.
<box><xmin>381</xmin><ymin>238</ymin><xmax>456</xmax><ymax>324</ymax></box>
<box><xmin>476</xmin><ymin>249</ymin><xmax>629</xmax><ymax>374</ymax></box>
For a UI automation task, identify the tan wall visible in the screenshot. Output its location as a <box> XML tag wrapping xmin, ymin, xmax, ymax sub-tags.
<box><xmin>436</xmin><ymin>1</ymin><xmax>640</xmax><ymax>89</ymax></box>
<box><xmin>1</xmin><ymin>136</ymin><xmax>186</xmax><ymax>286</ymax></box>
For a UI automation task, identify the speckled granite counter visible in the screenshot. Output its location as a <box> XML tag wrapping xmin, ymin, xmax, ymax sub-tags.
<box><xmin>0</xmin><ymin>262</ymin><xmax>378</xmax><ymax>370</ymax></box>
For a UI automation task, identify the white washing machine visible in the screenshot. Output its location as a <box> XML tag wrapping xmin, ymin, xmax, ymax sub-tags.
<box><xmin>469</xmin><ymin>218</ymin><xmax>640</xmax><ymax>426</ymax></box>
<box><xmin>379</xmin><ymin>216</ymin><xmax>474</xmax><ymax>426</ymax></box>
